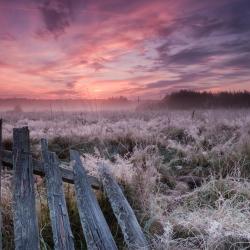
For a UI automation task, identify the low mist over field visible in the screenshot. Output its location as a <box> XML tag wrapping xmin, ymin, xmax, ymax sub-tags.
<box><xmin>0</xmin><ymin>97</ymin><xmax>138</xmax><ymax>112</ymax></box>
<box><xmin>1</xmin><ymin>0</ymin><xmax>250</xmax><ymax>249</ymax></box>
<box><xmin>1</xmin><ymin>90</ymin><xmax>250</xmax><ymax>112</ymax></box>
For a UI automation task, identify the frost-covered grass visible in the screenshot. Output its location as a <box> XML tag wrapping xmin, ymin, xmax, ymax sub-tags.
<box><xmin>1</xmin><ymin>109</ymin><xmax>250</xmax><ymax>249</ymax></box>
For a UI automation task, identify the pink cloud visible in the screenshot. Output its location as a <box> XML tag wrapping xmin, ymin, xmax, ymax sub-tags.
<box><xmin>0</xmin><ymin>0</ymin><xmax>250</xmax><ymax>99</ymax></box>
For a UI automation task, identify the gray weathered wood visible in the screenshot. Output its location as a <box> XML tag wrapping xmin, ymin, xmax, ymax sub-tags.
<box><xmin>0</xmin><ymin>119</ymin><xmax>2</xmax><ymax>250</ymax></box>
<box><xmin>2</xmin><ymin>150</ymin><xmax>100</xmax><ymax>189</ymax></box>
<box><xmin>41</xmin><ymin>139</ymin><xmax>75</xmax><ymax>250</ymax></box>
<box><xmin>70</xmin><ymin>150</ymin><xmax>117</xmax><ymax>250</ymax></box>
<box><xmin>12</xmin><ymin>127</ymin><xmax>40</xmax><ymax>250</ymax></box>
<box><xmin>99</xmin><ymin>163</ymin><xmax>149</xmax><ymax>250</ymax></box>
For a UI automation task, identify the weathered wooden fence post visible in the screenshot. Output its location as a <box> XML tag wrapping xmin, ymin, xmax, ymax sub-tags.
<box><xmin>13</xmin><ymin>127</ymin><xmax>40</xmax><ymax>250</ymax></box>
<box><xmin>0</xmin><ymin>119</ymin><xmax>2</xmax><ymax>250</ymax></box>
<box><xmin>1</xmin><ymin>126</ymin><xmax>150</xmax><ymax>249</ymax></box>
<box><xmin>70</xmin><ymin>150</ymin><xmax>118</xmax><ymax>250</ymax></box>
<box><xmin>41</xmin><ymin>139</ymin><xmax>75</xmax><ymax>250</ymax></box>
<box><xmin>99</xmin><ymin>163</ymin><xmax>149</xmax><ymax>250</ymax></box>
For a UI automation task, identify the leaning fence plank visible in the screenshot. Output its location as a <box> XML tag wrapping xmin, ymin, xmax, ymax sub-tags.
<box><xmin>2</xmin><ymin>150</ymin><xmax>99</xmax><ymax>188</ymax></box>
<box><xmin>41</xmin><ymin>139</ymin><xmax>75</xmax><ymax>250</ymax></box>
<box><xmin>99</xmin><ymin>163</ymin><xmax>149</xmax><ymax>250</ymax></box>
<box><xmin>12</xmin><ymin>127</ymin><xmax>40</xmax><ymax>250</ymax></box>
<box><xmin>70</xmin><ymin>150</ymin><xmax>117</xmax><ymax>250</ymax></box>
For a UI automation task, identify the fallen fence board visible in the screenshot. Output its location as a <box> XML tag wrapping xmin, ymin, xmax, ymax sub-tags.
<box><xmin>70</xmin><ymin>150</ymin><xmax>118</xmax><ymax>250</ymax></box>
<box><xmin>41</xmin><ymin>139</ymin><xmax>75</xmax><ymax>250</ymax></box>
<box><xmin>12</xmin><ymin>127</ymin><xmax>40</xmax><ymax>250</ymax></box>
<box><xmin>99</xmin><ymin>164</ymin><xmax>149</xmax><ymax>250</ymax></box>
<box><xmin>2</xmin><ymin>150</ymin><xmax>99</xmax><ymax>189</ymax></box>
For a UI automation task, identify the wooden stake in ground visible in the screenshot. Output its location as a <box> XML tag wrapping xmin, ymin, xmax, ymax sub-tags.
<box><xmin>12</xmin><ymin>127</ymin><xmax>40</xmax><ymax>250</ymax></box>
<box><xmin>41</xmin><ymin>139</ymin><xmax>75</xmax><ymax>250</ymax></box>
<box><xmin>0</xmin><ymin>119</ymin><xmax>2</xmax><ymax>250</ymax></box>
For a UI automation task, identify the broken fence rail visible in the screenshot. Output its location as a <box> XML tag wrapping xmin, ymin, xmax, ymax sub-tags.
<box><xmin>0</xmin><ymin>126</ymin><xmax>149</xmax><ymax>250</ymax></box>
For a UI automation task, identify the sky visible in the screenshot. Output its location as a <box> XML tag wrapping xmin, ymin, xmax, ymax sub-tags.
<box><xmin>0</xmin><ymin>0</ymin><xmax>250</xmax><ymax>99</ymax></box>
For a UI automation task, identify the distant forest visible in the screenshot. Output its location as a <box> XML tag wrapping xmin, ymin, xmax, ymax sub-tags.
<box><xmin>0</xmin><ymin>96</ymin><xmax>131</xmax><ymax>112</ymax></box>
<box><xmin>160</xmin><ymin>90</ymin><xmax>250</xmax><ymax>109</ymax></box>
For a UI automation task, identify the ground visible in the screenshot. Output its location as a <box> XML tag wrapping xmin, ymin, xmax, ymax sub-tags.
<box><xmin>1</xmin><ymin>109</ymin><xmax>250</xmax><ymax>249</ymax></box>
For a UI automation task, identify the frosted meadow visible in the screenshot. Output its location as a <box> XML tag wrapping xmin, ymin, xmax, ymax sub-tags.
<box><xmin>1</xmin><ymin>109</ymin><xmax>250</xmax><ymax>249</ymax></box>
<box><xmin>1</xmin><ymin>0</ymin><xmax>250</xmax><ymax>248</ymax></box>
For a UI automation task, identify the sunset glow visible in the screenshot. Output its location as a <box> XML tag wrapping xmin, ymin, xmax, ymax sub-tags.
<box><xmin>0</xmin><ymin>0</ymin><xmax>250</xmax><ymax>99</ymax></box>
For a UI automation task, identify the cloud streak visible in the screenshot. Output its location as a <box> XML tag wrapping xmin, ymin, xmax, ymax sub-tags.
<box><xmin>0</xmin><ymin>0</ymin><xmax>249</xmax><ymax>99</ymax></box>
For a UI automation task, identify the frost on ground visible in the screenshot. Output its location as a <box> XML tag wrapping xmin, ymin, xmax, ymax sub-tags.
<box><xmin>1</xmin><ymin>109</ymin><xmax>250</xmax><ymax>249</ymax></box>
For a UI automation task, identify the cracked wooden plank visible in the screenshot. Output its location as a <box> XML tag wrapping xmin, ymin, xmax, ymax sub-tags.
<box><xmin>12</xmin><ymin>127</ymin><xmax>40</xmax><ymax>250</ymax></box>
<box><xmin>99</xmin><ymin>163</ymin><xmax>149</xmax><ymax>250</ymax></box>
<box><xmin>70</xmin><ymin>150</ymin><xmax>117</xmax><ymax>250</ymax></box>
<box><xmin>41</xmin><ymin>139</ymin><xmax>75</xmax><ymax>250</ymax></box>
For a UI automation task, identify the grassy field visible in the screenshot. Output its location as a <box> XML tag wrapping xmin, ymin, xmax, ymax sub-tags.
<box><xmin>1</xmin><ymin>109</ymin><xmax>250</xmax><ymax>249</ymax></box>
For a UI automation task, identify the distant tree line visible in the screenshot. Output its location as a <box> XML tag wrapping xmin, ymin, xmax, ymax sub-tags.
<box><xmin>160</xmin><ymin>90</ymin><xmax>250</xmax><ymax>109</ymax></box>
<box><xmin>106</xmin><ymin>96</ymin><xmax>128</xmax><ymax>104</ymax></box>
<box><xmin>0</xmin><ymin>96</ymin><xmax>131</xmax><ymax>112</ymax></box>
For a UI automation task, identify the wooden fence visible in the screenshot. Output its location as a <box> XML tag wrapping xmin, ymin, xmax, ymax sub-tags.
<box><xmin>0</xmin><ymin>123</ymin><xmax>149</xmax><ymax>250</ymax></box>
